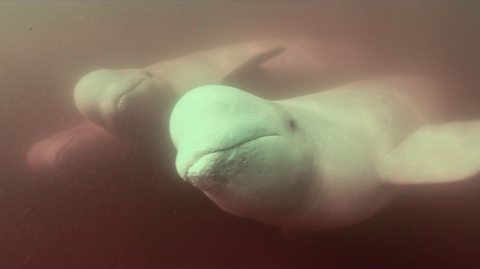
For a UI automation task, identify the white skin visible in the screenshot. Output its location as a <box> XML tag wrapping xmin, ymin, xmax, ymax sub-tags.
<box><xmin>73</xmin><ymin>38</ymin><xmax>367</xmax><ymax>140</ymax></box>
<box><xmin>169</xmin><ymin>81</ymin><xmax>480</xmax><ymax>231</ymax></box>
<box><xmin>28</xmin><ymin>38</ymin><xmax>366</xmax><ymax>172</ymax></box>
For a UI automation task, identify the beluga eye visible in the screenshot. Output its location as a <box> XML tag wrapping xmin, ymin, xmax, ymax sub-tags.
<box><xmin>288</xmin><ymin>118</ymin><xmax>298</xmax><ymax>131</ymax></box>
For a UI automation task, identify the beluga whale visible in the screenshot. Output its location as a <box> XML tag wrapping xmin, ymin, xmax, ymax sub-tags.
<box><xmin>27</xmin><ymin>120</ymin><xmax>127</xmax><ymax>173</ymax></box>
<box><xmin>28</xmin><ymin>38</ymin><xmax>364</xmax><ymax>172</ymax></box>
<box><xmin>73</xmin><ymin>38</ymin><xmax>365</xmax><ymax>141</ymax></box>
<box><xmin>169</xmin><ymin>77</ymin><xmax>480</xmax><ymax>231</ymax></box>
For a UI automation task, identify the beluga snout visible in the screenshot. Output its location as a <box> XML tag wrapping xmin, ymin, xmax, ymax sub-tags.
<box><xmin>74</xmin><ymin>69</ymin><xmax>174</xmax><ymax>140</ymax></box>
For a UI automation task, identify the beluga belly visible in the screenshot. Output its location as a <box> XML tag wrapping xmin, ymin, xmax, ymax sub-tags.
<box><xmin>169</xmin><ymin>78</ymin><xmax>480</xmax><ymax>231</ymax></box>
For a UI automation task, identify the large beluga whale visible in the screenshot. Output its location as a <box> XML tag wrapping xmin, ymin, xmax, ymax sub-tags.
<box><xmin>169</xmin><ymin>78</ymin><xmax>480</xmax><ymax>231</ymax></box>
<box><xmin>27</xmin><ymin>38</ymin><xmax>365</xmax><ymax>172</ymax></box>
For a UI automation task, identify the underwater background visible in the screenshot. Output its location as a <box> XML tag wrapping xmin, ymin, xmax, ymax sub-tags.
<box><xmin>1</xmin><ymin>1</ymin><xmax>480</xmax><ymax>268</ymax></box>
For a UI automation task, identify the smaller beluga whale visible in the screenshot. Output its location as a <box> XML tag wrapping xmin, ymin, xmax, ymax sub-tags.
<box><xmin>73</xmin><ymin>38</ymin><xmax>363</xmax><ymax>141</ymax></box>
<box><xmin>169</xmin><ymin>77</ymin><xmax>480</xmax><ymax>231</ymax></box>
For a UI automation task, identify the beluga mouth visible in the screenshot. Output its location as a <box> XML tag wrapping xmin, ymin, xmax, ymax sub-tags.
<box><xmin>55</xmin><ymin>136</ymin><xmax>77</xmax><ymax>165</ymax></box>
<box><xmin>114</xmin><ymin>78</ymin><xmax>148</xmax><ymax>112</ymax></box>
<box><xmin>182</xmin><ymin>133</ymin><xmax>281</xmax><ymax>188</ymax></box>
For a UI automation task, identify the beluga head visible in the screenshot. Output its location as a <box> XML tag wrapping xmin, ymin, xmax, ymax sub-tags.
<box><xmin>74</xmin><ymin>69</ymin><xmax>176</xmax><ymax>140</ymax></box>
<box><xmin>169</xmin><ymin>84</ymin><xmax>314</xmax><ymax>226</ymax></box>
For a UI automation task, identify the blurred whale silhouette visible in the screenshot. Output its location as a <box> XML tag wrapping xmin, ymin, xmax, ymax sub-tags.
<box><xmin>27</xmin><ymin>38</ymin><xmax>366</xmax><ymax>172</ymax></box>
<box><xmin>27</xmin><ymin>120</ymin><xmax>126</xmax><ymax>173</ymax></box>
<box><xmin>169</xmin><ymin>80</ymin><xmax>479</xmax><ymax>231</ymax></box>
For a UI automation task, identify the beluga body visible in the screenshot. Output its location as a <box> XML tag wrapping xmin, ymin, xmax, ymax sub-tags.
<box><xmin>73</xmin><ymin>38</ymin><xmax>364</xmax><ymax>141</ymax></box>
<box><xmin>169</xmin><ymin>77</ymin><xmax>480</xmax><ymax>231</ymax></box>
<box><xmin>29</xmin><ymin>38</ymin><xmax>365</xmax><ymax>173</ymax></box>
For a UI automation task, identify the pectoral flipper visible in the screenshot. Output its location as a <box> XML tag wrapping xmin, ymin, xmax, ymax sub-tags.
<box><xmin>378</xmin><ymin>120</ymin><xmax>480</xmax><ymax>184</ymax></box>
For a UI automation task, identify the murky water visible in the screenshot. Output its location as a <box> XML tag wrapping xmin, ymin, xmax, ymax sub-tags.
<box><xmin>1</xmin><ymin>1</ymin><xmax>480</xmax><ymax>267</ymax></box>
